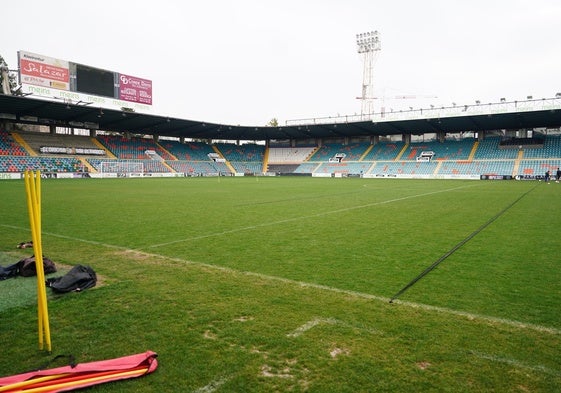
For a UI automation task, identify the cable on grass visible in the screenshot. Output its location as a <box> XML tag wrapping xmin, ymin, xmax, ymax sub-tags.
<box><xmin>389</xmin><ymin>183</ymin><xmax>539</xmax><ymax>303</ymax></box>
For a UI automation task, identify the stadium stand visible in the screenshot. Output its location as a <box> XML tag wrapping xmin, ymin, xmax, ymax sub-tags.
<box><xmin>214</xmin><ymin>143</ymin><xmax>265</xmax><ymax>174</ymax></box>
<box><xmin>517</xmin><ymin>159</ymin><xmax>559</xmax><ymax>177</ymax></box>
<box><xmin>97</xmin><ymin>135</ymin><xmax>174</xmax><ymax>160</ymax></box>
<box><xmin>402</xmin><ymin>139</ymin><xmax>475</xmax><ymax>161</ymax></box>
<box><xmin>0</xmin><ymin>130</ymin><xmax>27</xmax><ymax>156</ymax></box>
<box><xmin>522</xmin><ymin>135</ymin><xmax>561</xmax><ymax>158</ymax></box>
<box><xmin>266</xmin><ymin>147</ymin><xmax>317</xmax><ymax>174</ymax></box>
<box><xmin>17</xmin><ymin>132</ymin><xmax>103</xmax><ymax>156</ymax></box>
<box><xmin>360</xmin><ymin>141</ymin><xmax>405</xmax><ymax>161</ymax></box>
<box><xmin>370</xmin><ymin>161</ymin><xmax>439</xmax><ymax>176</ymax></box>
<box><xmin>166</xmin><ymin>160</ymin><xmax>229</xmax><ymax>175</ymax></box>
<box><xmin>308</xmin><ymin>143</ymin><xmax>370</xmax><ymax>162</ymax></box>
<box><xmin>293</xmin><ymin>163</ymin><xmax>321</xmax><ymax>174</ymax></box>
<box><xmin>0</xmin><ymin>155</ymin><xmax>84</xmax><ymax>173</ymax></box>
<box><xmin>437</xmin><ymin>160</ymin><xmax>515</xmax><ymax>176</ymax></box>
<box><xmin>158</xmin><ymin>140</ymin><xmax>216</xmax><ymax>161</ymax></box>
<box><xmin>314</xmin><ymin>162</ymin><xmax>374</xmax><ymax>175</ymax></box>
<box><xmin>473</xmin><ymin>136</ymin><xmax>519</xmax><ymax>159</ymax></box>
<box><xmin>2</xmin><ymin>128</ymin><xmax>561</xmax><ymax>179</ymax></box>
<box><xmin>267</xmin><ymin>147</ymin><xmax>317</xmax><ymax>164</ymax></box>
<box><xmin>87</xmin><ymin>158</ymin><xmax>171</xmax><ymax>173</ymax></box>
<box><xmin>215</xmin><ymin>143</ymin><xmax>264</xmax><ymax>162</ymax></box>
<box><xmin>267</xmin><ymin>164</ymin><xmax>300</xmax><ymax>174</ymax></box>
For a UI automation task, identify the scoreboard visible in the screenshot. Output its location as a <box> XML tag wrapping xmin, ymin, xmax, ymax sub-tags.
<box><xmin>74</xmin><ymin>63</ymin><xmax>115</xmax><ymax>98</ymax></box>
<box><xmin>18</xmin><ymin>50</ymin><xmax>152</xmax><ymax>111</ymax></box>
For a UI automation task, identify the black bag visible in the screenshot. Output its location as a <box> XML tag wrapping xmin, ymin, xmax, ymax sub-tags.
<box><xmin>18</xmin><ymin>256</ymin><xmax>57</xmax><ymax>277</ymax></box>
<box><xmin>46</xmin><ymin>265</ymin><xmax>97</xmax><ymax>293</ymax></box>
<box><xmin>0</xmin><ymin>263</ymin><xmax>20</xmax><ymax>280</ymax></box>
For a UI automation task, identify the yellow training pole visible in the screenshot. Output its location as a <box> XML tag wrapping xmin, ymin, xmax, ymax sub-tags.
<box><xmin>24</xmin><ymin>171</ymin><xmax>42</xmax><ymax>349</ymax></box>
<box><xmin>34</xmin><ymin>171</ymin><xmax>52</xmax><ymax>353</ymax></box>
<box><xmin>0</xmin><ymin>373</ymin><xmax>70</xmax><ymax>392</ymax></box>
<box><xmin>15</xmin><ymin>368</ymin><xmax>149</xmax><ymax>393</ymax></box>
<box><xmin>24</xmin><ymin>170</ymin><xmax>52</xmax><ymax>352</ymax></box>
<box><xmin>34</xmin><ymin>172</ymin><xmax>51</xmax><ymax>353</ymax></box>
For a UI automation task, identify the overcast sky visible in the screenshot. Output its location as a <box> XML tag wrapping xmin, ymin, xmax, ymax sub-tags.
<box><xmin>2</xmin><ymin>0</ymin><xmax>560</xmax><ymax>126</ymax></box>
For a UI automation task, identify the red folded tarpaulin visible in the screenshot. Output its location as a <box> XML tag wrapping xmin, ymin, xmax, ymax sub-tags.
<box><xmin>0</xmin><ymin>351</ymin><xmax>157</xmax><ymax>392</ymax></box>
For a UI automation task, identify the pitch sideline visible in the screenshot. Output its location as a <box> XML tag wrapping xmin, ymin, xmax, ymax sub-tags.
<box><xmin>3</xmin><ymin>222</ymin><xmax>559</xmax><ymax>337</ymax></box>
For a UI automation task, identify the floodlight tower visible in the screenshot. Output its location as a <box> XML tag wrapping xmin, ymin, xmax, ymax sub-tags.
<box><xmin>356</xmin><ymin>30</ymin><xmax>381</xmax><ymax>118</ymax></box>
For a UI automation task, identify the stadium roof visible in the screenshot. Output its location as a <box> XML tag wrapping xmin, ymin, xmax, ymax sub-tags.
<box><xmin>1</xmin><ymin>94</ymin><xmax>561</xmax><ymax>141</ymax></box>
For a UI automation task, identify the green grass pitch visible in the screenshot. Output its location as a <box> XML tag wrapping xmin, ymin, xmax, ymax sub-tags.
<box><xmin>1</xmin><ymin>177</ymin><xmax>560</xmax><ymax>392</ymax></box>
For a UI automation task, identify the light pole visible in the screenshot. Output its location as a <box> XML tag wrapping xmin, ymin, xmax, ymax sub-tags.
<box><xmin>356</xmin><ymin>31</ymin><xmax>381</xmax><ymax>119</ymax></box>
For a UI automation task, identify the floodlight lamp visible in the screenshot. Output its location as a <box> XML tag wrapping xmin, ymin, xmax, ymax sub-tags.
<box><xmin>500</xmin><ymin>97</ymin><xmax>506</xmax><ymax>102</ymax></box>
<box><xmin>556</xmin><ymin>92</ymin><xmax>561</xmax><ymax>98</ymax></box>
<box><xmin>475</xmin><ymin>100</ymin><xmax>480</xmax><ymax>104</ymax></box>
<box><xmin>527</xmin><ymin>95</ymin><xmax>533</xmax><ymax>99</ymax></box>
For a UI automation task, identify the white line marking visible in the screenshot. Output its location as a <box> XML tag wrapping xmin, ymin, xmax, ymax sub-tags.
<box><xmin>393</xmin><ymin>299</ymin><xmax>561</xmax><ymax>335</ymax></box>
<box><xmin>471</xmin><ymin>351</ymin><xmax>561</xmax><ymax>377</ymax></box>
<box><xmin>146</xmin><ymin>183</ymin><xmax>479</xmax><ymax>248</ymax></box>
<box><xmin>287</xmin><ymin>318</ymin><xmax>339</xmax><ymax>337</ymax></box>
<box><xmin>287</xmin><ymin>317</ymin><xmax>380</xmax><ymax>337</ymax></box>
<box><xmin>1</xmin><ymin>224</ymin><xmax>126</xmax><ymax>250</ymax></box>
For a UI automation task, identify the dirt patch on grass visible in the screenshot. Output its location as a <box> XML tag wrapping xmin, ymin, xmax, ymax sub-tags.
<box><xmin>330</xmin><ymin>347</ymin><xmax>350</xmax><ymax>359</ymax></box>
<box><xmin>115</xmin><ymin>250</ymin><xmax>154</xmax><ymax>261</ymax></box>
<box><xmin>112</xmin><ymin>250</ymin><xmax>176</xmax><ymax>268</ymax></box>
<box><xmin>233</xmin><ymin>316</ymin><xmax>254</xmax><ymax>322</ymax></box>
<box><xmin>416</xmin><ymin>361</ymin><xmax>431</xmax><ymax>370</ymax></box>
<box><xmin>260</xmin><ymin>365</ymin><xmax>293</xmax><ymax>379</ymax></box>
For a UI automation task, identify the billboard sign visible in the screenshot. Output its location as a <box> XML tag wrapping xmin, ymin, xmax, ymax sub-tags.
<box><xmin>18</xmin><ymin>51</ymin><xmax>70</xmax><ymax>90</ymax></box>
<box><xmin>118</xmin><ymin>74</ymin><xmax>153</xmax><ymax>105</ymax></box>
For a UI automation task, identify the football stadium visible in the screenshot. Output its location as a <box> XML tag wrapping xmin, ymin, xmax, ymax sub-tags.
<box><xmin>1</xmin><ymin>43</ymin><xmax>561</xmax><ymax>392</ymax></box>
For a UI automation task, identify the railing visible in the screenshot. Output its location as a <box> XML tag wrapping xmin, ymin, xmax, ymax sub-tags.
<box><xmin>285</xmin><ymin>96</ymin><xmax>561</xmax><ymax>126</ymax></box>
